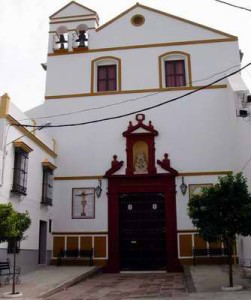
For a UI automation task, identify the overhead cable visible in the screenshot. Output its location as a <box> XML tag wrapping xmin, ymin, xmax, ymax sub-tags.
<box><xmin>15</xmin><ymin>62</ymin><xmax>251</xmax><ymax>129</ymax></box>
<box><xmin>20</xmin><ymin>64</ymin><xmax>241</xmax><ymax>122</ymax></box>
<box><xmin>215</xmin><ymin>0</ymin><xmax>251</xmax><ymax>12</ymax></box>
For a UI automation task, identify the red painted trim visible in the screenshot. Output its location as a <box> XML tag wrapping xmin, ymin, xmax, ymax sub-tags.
<box><xmin>157</xmin><ymin>153</ymin><xmax>178</xmax><ymax>175</ymax></box>
<box><xmin>122</xmin><ymin>114</ymin><xmax>158</xmax><ymax>136</ymax></box>
<box><xmin>105</xmin><ymin>155</ymin><xmax>124</xmax><ymax>176</ymax></box>
<box><xmin>122</xmin><ymin>115</ymin><xmax>158</xmax><ymax>176</ymax></box>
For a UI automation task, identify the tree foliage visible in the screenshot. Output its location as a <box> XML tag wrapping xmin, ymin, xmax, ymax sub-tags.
<box><xmin>188</xmin><ymin>173</ymin><xmax>251</xmax><ymax>287</ymax></box>
<box><xmin>188</xmin><ymin>173</ymin><xmax>251</xmax><ymax>242</ymax></box>
<box><xmin>0</xmin><ymin>203</ymin><xmax>31</xmax><ymax>243</ymax></box>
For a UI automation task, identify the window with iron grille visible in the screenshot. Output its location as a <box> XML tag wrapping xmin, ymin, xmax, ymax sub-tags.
<box><xmin>165</xmin><ymin>60</ymin><xmax>186</xmax><ymax>87</ymax></box>
<box><xmin>97</xmin><ymin>65</ymin><xmax>117</xmax><ymax>91</ymax></box>
<box><xmin>11</xmin><ymin>148</ymin><xmax>29</xmax><ymax>195</ymax></box>
<box><xmin>41</xmin><ymin>167</ymin><xmax>53</xmax><ymax>206</ymax></box>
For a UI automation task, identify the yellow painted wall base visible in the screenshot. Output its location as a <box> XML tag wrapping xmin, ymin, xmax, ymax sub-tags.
<box><xmin>179</xmin><ymin>257</ymin><xmax>237</xmax><ymax>265</ymax></box>
<box><xmin>51</xmin><ymin>258</ymin><xmax>107</xmax><ymax>266</ymax></box>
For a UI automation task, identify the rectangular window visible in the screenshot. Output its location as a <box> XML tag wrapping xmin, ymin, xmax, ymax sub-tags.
<box><xmin>97</xmin><ymin>65</ymin><xmax>117</xmax><ymax>92</ymax></box>
<box><xmin>41</xmin><ymin>167</ymin><xmax>53</xmax><ymax>206</ymax></box>
<box><xmin>165</xmin><ymin>60</ymin><xmax>186</xmax><ymax>87</ymax></box>
<box><xmin>11</xmin><ymin>148</ymin><xmax>29</xmax><ymax>195</ymax></box>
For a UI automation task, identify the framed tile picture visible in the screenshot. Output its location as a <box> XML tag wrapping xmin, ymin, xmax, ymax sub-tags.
<box><xmin>189</xmin><ymin>184</ymin><xmax>213</xmax><ymax>199</ymax></box>
<box><xmin>72</xmin><ymin>188</ymin><xmax>95</xmax><ymax>219</ymax></box>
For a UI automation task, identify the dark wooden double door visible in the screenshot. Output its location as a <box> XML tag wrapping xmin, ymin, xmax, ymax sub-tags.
<box><xmin>119</xmin><ymin>193</ymin><xmax>166</xmax><ymax>271</ymax></box>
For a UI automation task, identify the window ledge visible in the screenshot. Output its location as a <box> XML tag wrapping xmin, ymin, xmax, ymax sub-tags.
<box><xmin>72</xmin><ymin>47</ymin><xmax>89</xmax><ymax>52</ymax></box>
<box><xmin>41</xmin><ymin>198</ymin><xmax>53</xmax><ymax>206</ymax></box>
<box><xmin>11</xmin><ymin>188</ymin><xmax>27</xmax><ymax>196</ymax></box>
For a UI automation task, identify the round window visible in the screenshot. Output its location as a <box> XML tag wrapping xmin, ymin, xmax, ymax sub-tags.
<box><xmin>131</xmin><ymin>14</ymin><xmax>145</xmax><ymax>26</ymax></box>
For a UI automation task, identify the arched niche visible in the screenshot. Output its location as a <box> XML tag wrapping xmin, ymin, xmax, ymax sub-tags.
<box><xmin>123</xmin><ymin>114</ymin><xmax>158</xmax><ymax>175</ymax></box>
<box><xmin>133</xmin><ymin>141</ymin><xmax>148</xmax><ymax>174</ymax></box>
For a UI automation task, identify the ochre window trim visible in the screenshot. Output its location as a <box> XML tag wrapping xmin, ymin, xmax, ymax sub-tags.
<box><xmin>42</xmin><ymin>160</ymin><xmax>57</xmax><ymax>170</ymax></box>
<box><xmin>158</xmin><ymin>51</ymin><xmax>192</xmax><ymax>89</ymax></box>
<box><xmin>41</xmin><ymin>160</ymin><xmax>56</xmax><ymax>206</ymax></box>
<box><xmin>91</xmin><ymin>56</ymin><xmax>122</xmax><ymax>93</ymax></box>
<box><xmin>13</xmin><ymin>141</ymin><xmax>33</xmax><ymax>153</ymax></box>
<box><xmin>11</xmin><ymin>144</ymin><xmax>32</xmax><ymax>196</ymax></box>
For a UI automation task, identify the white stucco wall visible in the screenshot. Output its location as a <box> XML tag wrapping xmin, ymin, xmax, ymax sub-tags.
<box><xmin>0</xmin><ymin>102</ymin><xmax>56</xmax><ymax>252</ymax></box>
<box><xmin>27</xmin><ymin>2</ymin><xmax>251</xmax><ymax>260</ymax></box>
<box><xmin>45</xmin><ymin>42</ymin><xmax>240</xmax><ymax>96</ymax></box>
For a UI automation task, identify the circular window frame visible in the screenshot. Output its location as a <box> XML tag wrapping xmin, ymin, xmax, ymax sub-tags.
<box><xmin>131</xmin><ymin>14</ymin><xmax>145</xmax><ymax>27</ymax></box>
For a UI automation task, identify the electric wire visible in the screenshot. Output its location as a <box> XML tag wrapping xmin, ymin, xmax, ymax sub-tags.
<box><xmin>20</xmin><ymin>63</ymin><xmax>241</xmax><ymax>122</ymax></box>
<box><xmin>215</xmin><ymin>0</ymin><xmax>251</xmax><ymax>12</ymax></box>
<box><xmin>14</xmin><ymin>62</ymin><xmax>251</xmax><ymax>129</ymax></box>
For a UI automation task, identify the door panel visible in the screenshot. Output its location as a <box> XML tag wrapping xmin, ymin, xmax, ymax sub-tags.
<box><xmin>119</xmin><ymin>193</ymin><xmax>166</xmax><ymax>270</ymax></box>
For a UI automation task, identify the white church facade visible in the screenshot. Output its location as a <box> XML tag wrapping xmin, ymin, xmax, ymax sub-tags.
<box><xmin>1</xmin><ymin>1</ymin><xmax>251</xmax><ymax>272</ymax></box>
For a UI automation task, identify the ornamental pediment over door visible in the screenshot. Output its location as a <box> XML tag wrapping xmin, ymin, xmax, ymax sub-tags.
<box><xmin>122</xmin><ymin>114</ymin><xmax>158</xmax><ymax>175</ymax></box>
<box><xmin>105</xmin><ymin>114</ymin><xmax>178</xmax><ymax>177</ymax></box>
<box><xmin>122</xmin><ymin>114</ymin><xmax>158</xmax><ymax>137</ymax></box>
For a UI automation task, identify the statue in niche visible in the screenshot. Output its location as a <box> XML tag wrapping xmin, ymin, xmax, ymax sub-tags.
<box><xmin>134</xmin><ymin>153</ymin><xmax>148</xmax><ymax>174</ymax></box>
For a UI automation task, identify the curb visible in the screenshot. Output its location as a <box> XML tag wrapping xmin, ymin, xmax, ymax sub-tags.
<box><xmin>38</xmin><ymin>266</ymin><xmax>102</xmax><ymax>298</ymax></box>
<box><xmin>183</xmin><ymin>266</ymin><xmax>197</xmax><ymax>293</ymax></box>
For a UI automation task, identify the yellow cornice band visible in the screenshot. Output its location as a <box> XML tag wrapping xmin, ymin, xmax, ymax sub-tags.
<box><xmin>42</xmin><ymin>160</ymin><xmax>57</xmax><ymax>170</ymax></box>
<box><xmin>50</xmin><ymin>17</ymin><xmax>98</xmax><ymax>25</ymax></box>
<box><xmin>13</xmin><ymin>141</ymin><xmax>33</xmax><ymax>153</ymax></box>
<box><xmin>54</xmin><ymin>176</ymin><xmax>104</xmax><ymax>180</ymax></box>
<box><xmin>179</xmin><ymin>171</ymin><xmax>232</xmax><ymax>176</ymax></box>
<box><xmin>0</xmin><ymin>93</ymin><xmax>10</xmax><ymax>118</ymax></box>
<box><xmin>6</xmin><ymin>115</ymin><xmax>57</xmax><ymax>158</ymax></box>
<box><xmin>54</xmin><ymin>171</ymin><xmax>231</xmax><ymax>180</ymax></box>
<box><xmin>48</xmin><ymin>37</ymin><xmax>237</xmax><ymax>57</ymax></box>
<box><xmin>45</xmin><ymin>84</ymin><xmax>227</xmax><ymax>100</ymax></box>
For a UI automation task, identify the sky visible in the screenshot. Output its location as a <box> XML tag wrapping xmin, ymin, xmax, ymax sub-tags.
<box><xmin>0</xmin><ymin>0</ymin><xmax>250</xmax><ymax>112</ymax></box>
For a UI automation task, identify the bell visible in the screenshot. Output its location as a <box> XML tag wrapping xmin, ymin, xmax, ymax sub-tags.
<box><xmin>56</xmin><ymin>34</ymin><xmax>67</xmax><ymax>49</ymax></box>
<box><xmin>76</xmin><ymin>30</ymin><xmax>87</xmax><ymax>48</ymax></box>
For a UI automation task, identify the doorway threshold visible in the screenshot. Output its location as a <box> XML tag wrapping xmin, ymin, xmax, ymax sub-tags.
<box><xmin>120</xmin><ymin>270</ymin><xmax>167</xmax><ymax>274</ymax></box>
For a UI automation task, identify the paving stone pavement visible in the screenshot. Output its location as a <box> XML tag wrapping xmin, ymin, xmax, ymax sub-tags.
<box><xmin>46</xmin><ymin>273</ymin><xmax>187</xmax><ymax>300</ymax></box>
<box><xmin>1</xmin><ymin>265</ymin><xmax>251</xmax><ymax>299</ymax></box>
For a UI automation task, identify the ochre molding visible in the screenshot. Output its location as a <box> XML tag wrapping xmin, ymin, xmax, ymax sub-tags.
<box><xmin>179</xmin><ymin>171</ymin><xmax>232</xmax><ymax>176</ymax></box>
<box><xmin>49</xmin><ymin>27</ymin><xmax>96</xmax><ymax>33</ymax></box>
<box><xmin>6</xmin><ymin>115</ymin><xmax>57</xmax><ymax>158</ymax></box>
<box><xmin>42</xmin><ymin>160</ymin><xmax>57</xmax><ymax>170</ymax></box>
<box><xmin>53</xmin><ymin>48</ymin><xmax>68</xmax><ymax>54</ymax></box>
<box><xmin>90</xmin><ymin>56</ymin><xmax>122</xmax><ymax>93</ymax></box>
<box><xmin>50</xmin><ymin>1</ymin><xmax>98</xmax><ymax>20</ymax></box>
<box><xmin>52</xmin><ymin>232</ymin><xmax>108</xmax><ymax>235</ymax></box>
<box><xmin>177</xmin><ymin>230</ymin><xmax>198</xmax><ymax>233</ymax></box>
<box><xmin>51</xmin><ymin>13</ymin><xmax>97</xmax><ymax>20</ymax></box>
<box><xmin>54</xmin><ymin>176</ymin><xmax>104</xmax><ymax>180</ymax></box>
<box><xmin>45</xmin><ymin>84</ymin><xmax>227</xmax><ymax>100</ymax></box>
<box><xmin>13</xmin><ymin>141</ymin><xmax>33</xmax><ymax>153</ymax></box>
<box><xmin>96</xmin><ymin>2</ymin><xmax>236</xmax><ymax>40</ymax></box>
<box><xmin>0</xmin><ymin>93</ymin><xmax>10</xmax><ymax>118</ymax></box>
<box><xmin>47</xmin><ymin>38</ymin><xmax>237</xmax><ymax>57</ymax></box>
<box><xmin>54</xmin><ymin>171</ymin><xmax>232</xmax><ymax>180</ymax></box>
<box><xmin>50</xmin><ymin>17</ymin><xmax>98</xmax><ymax>25</ymax></box>
<box><xmin>158</xmin><ymin>51</ymin><xmax>192</xmax><ymax>89</ymax></box>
